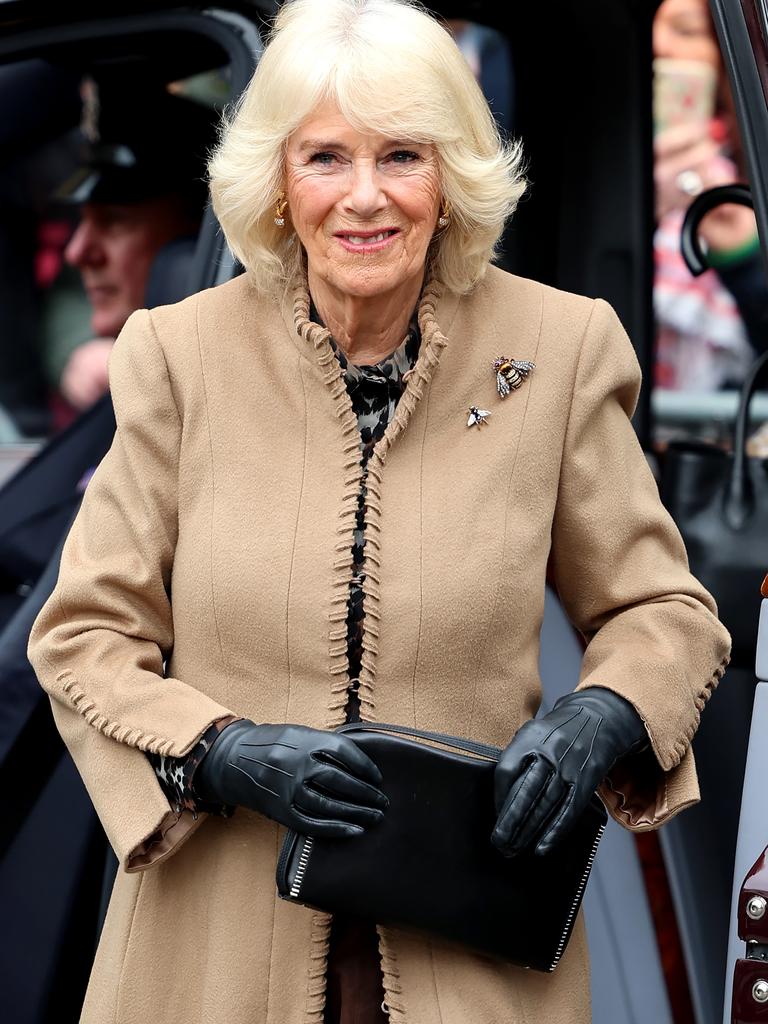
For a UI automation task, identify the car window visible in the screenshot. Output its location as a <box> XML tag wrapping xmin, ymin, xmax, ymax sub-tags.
<box><xmin>0</xmin><ymin>21</ymin><xmax>250</xmax><ymax>484</ymax></box>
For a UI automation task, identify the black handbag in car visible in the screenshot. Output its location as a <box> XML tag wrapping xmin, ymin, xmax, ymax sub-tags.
<box><xmin>659</xmin><ymin>351</ymin><xmax>768</xmax><ymax>668</ymax></box>
<box><xmin>276</xmin><ymin>721</ymin><xmax>607</xmax><ymax>973</ymax></box>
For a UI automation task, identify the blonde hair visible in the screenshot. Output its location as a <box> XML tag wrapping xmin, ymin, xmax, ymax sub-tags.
<box><xmin>208</xmin><ymin>0</ymin><xmax>526</xmax><ymax>295</ymax></box>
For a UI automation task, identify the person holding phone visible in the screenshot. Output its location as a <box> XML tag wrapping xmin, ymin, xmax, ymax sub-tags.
<box><xmin>653</xmin><ymin>0</ymin><xmax>766</xmax><ymax>389</ymax></box>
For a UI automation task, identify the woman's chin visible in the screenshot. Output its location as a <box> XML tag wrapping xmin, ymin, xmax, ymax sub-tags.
<box><xmin>320</xmin><ymin>264</ymin><xmax>419</xmax><ymax>301</ymax></box>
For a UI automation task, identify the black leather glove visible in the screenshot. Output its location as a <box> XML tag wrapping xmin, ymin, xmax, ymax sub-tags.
<box><xmin>491</xmin><ymin>687</ymin><xmax>648</xmax><ymax>858</ymax></box>
<box><xmin>193</xmin><ymin>720</ymin><xmax>388</xmax><ymax>838</ymax></box>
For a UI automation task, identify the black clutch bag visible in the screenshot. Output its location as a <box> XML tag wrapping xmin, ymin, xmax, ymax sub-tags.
<box><xmin>276</xmin><ymin>721</ymin><xmax>607</xmax><ymax>972</ymax></box>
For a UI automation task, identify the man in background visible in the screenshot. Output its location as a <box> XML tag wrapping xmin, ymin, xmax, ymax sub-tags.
<box><xmin>45</xmin><ymin>79</ymin><xmax>215</xmax><ymax>412</ymax></box>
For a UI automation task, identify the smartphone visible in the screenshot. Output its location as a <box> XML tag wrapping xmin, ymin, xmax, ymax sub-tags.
<box><xmin>653</xmin><ymin>57</ymin><xmax>717</xmax><ymax>135</ymax></box>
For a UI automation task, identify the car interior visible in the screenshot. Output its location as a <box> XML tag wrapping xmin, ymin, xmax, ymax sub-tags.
<box><xmin>0</xmin><ymin>2</ymin><xmax>765</xmax><ymax>1022</ymax></box>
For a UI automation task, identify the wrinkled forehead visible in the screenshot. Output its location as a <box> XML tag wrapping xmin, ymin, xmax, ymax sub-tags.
<box><xmin>286</xmin><ymin>98</ymin><xmax>437</xmax><ymax>153</ymax></box>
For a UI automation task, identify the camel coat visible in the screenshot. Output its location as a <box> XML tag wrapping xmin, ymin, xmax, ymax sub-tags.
<box><xmin>28</xmin><ymin>265</ymin><xmax>730</xmax><ymax>1024</ymax></box>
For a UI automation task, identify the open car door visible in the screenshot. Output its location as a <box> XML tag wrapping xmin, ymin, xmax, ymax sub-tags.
<box><xmin>702</xmin><ymin>2</ymin><xmax>768</xmax><ymax>1022</ymax></box>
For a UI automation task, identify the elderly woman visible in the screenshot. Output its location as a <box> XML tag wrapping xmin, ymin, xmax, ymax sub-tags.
<box><xmin>28</xmin><ymin>1</ymin><xmax>730</xmax><ymax>1022</ymax></box>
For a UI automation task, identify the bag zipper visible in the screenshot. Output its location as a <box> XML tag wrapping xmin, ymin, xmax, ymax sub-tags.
<box><xmin>336</xmin><ymin>720</ymin><xmax>501</xmax><ymax>761</ymax></box>
<box><xmin>277</xmin><ymin>830</ymin><xmax>316</xmax><ymax>899</ymax></box>
<box><xmin>546</xmin><ymin>820</ymin><xmax>606</xmax><ymax>971</ymax></box>
<box><xmin>289</xmin><ymin>836</ymin><xmax>314</xmax><ymax>899</ymax></box>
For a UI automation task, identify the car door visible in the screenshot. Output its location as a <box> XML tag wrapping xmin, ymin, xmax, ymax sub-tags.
<box><xmin>690</xmin><ymin>2</ymin><xmax>768</xmax><ymax>1022</ymax></box>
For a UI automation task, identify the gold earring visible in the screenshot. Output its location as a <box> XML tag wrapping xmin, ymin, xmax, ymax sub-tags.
<box><xmin>274</xmin><ymin>192</ymin><xmax>288</xmax><ymax>228</ymax></box>
<box><xmin>438</xmin><ymin>201</ymin><xmax>451</xmax><ymax>228</ymax></box>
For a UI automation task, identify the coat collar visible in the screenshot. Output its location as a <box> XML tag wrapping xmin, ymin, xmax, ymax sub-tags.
<box><xmin>279</xmin><ymin>268</ymin><xmax>458</xmax><ymax>465</ymax></box>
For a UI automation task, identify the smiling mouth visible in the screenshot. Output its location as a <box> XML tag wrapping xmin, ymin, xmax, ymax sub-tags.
<box><xmin>334</xmin><ymin>228</ymin><xmax>400</xmax><ymax>251</ymax></box>
<box><xmin>343</xmin><ymin>230</ymin><xmax>396</xmax><ymax>243</ymax></box>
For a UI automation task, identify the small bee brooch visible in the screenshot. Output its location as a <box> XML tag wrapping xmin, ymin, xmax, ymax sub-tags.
<box><xmin>492</xmin><ymin>357</ymin><xmax>535</xmax><ymax>398</ymax></box>
<box><xmin>467</xmin><ymin>406</ymin><xmax>492</xmax><ymax>428</ymax></box>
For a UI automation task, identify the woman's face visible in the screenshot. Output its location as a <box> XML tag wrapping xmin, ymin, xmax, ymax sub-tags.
<box><xmin>284</xmin><ymin>100</ymin><xmax>442</xmax><ymax>300</ymax></box>
<box><xmin>653</xmin><ymin>0</ymin><xmax>720</xmax><ymax>67</ymax></box>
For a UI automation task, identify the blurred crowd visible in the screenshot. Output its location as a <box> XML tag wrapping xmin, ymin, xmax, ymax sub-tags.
<box><xmin>653</xmin><ymin>0</ymin><xmax>768</xmax><ymax>396</ymax></box>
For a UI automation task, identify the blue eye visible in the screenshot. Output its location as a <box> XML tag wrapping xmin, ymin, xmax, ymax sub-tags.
<box><xmin>309</xmin><ymin>151</ymin><xmax>337</xmax><ymax>165</ymax></box>
<box><xmin>389</xmin><ymin>150</ymin><xmax>419</xmax><ymax>163</ymax></box>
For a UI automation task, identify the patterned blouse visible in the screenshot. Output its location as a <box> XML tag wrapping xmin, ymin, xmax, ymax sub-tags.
<box><xmin>148</xmin><ymin>310</ymin><xmax>421</xmax><ymax>813</ymax></box>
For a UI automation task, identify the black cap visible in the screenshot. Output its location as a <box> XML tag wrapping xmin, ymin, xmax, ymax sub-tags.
<box><xmin>55</xmin><ymin>80</ymin><xmax>218</xmax><ymax>209</ymax></box>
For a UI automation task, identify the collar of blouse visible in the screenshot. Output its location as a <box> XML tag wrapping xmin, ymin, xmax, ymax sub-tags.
<box><xmin>284</xmin><ymin>269</ymin><xmax>457</xmax><ymax>459</ymax></box>
<box><xmin>309</xmin><ymin>297</ymin><xmax>422</xmax><ymax>399</ymax></box>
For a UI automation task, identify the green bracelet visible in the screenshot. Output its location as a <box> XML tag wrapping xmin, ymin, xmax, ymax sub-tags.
<box><xmin>707</xmin><ymin>233</ymin><xmax>762</xmax><ymax>269</ymax></box>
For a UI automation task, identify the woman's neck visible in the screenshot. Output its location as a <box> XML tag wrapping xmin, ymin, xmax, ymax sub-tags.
<box><xmin>308</xmin><ymin>266</ymin><xmax>423</xmax><ymax>365</ymax></box>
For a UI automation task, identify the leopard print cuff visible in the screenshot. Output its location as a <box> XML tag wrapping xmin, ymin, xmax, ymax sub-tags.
<box><xmin>147</xmin><ymin>716</ymin><xmax>240</xmax><ymax>818</ymax></box>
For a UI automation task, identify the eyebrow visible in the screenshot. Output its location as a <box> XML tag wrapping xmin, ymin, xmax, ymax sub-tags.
<box><xmin>297</xmin><ymin>139</ymin><xmax>346</xmax><ymax>152</ymax></box>
<box><xmin>296</xmin><ymin>138</ymin><xmax>423</xmax><ymax>152</ymax></box>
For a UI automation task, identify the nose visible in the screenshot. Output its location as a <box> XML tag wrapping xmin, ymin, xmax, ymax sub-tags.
<box><xmin>64</xmin><ymin>218</ymin><xmax>105</xmax><ymax>269</ymax></box>
<box><xmin>342</xmin><ymin>158</ymin><xmax>388</xmax><ymax>220</ymax></box>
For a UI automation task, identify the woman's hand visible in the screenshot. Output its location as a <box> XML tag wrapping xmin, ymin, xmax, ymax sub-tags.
<box><xmin>193</xmin><ymin>721</ymin><xmax>388</xmax><ymax>837</ymax></box>
<box><xmin>491</xmin><ymin>688</ymin><xmax>648</xmax><ymax>858</ymax></box>
<box><xmin>655</xmin><ymin>121</ymin><xmax>724</xmax><ymax>220</ymax></box>
<box><xmin>654</xmin><ymin>121</ymin><xmax>758</xmax><ymax>251</ymax></box>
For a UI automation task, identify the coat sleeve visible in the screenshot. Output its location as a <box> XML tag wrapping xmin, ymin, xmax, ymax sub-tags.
<box><xmin>28</xmin><ymin>308</ymin><xmax>235</xmax><ymax>871</ymax></box>
<box><xmin>550</xmin><ymin>298</ymin><xmax>731</xmax><ymax>831</ymax></box>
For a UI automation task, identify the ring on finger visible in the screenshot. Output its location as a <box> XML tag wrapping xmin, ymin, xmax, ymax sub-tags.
<box><xmin>675</xmin><ymin>169</ymin><xmax>704</xmax><ymax>197</ymax></box>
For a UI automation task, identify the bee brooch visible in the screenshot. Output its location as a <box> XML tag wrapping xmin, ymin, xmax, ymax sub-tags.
<box><xmin>492</xmin><ymin>357</ymin><xmax>535</xmax><ymax>398</ymax></box>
